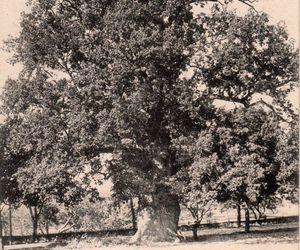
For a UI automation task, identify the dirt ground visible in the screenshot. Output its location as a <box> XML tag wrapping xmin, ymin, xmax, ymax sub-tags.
<box><xmin>89</xmin><ymin>242</ymin><xmax>298</xmax><ymax>250</ymax></box>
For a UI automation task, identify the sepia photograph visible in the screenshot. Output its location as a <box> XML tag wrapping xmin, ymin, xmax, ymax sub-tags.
<box><xmin>0</xmin><ymin>0</ymin><xmax>298</xmax><ymax>249</ymax></box>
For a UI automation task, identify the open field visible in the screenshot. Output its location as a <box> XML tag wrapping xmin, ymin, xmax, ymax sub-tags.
<box><xmin>4</xmin><ymin>222</ymin><xmax>298</xmax><ymax>250</ymax></box>
<box><xmin>76</xmin><ymin>241</ymin><xmax>298</xmax><ymax>250</ymax></box>
<box><xmin>53</xmin><ymin>222</ymin><xmax>298</xmax><ymax>250</ymax></box>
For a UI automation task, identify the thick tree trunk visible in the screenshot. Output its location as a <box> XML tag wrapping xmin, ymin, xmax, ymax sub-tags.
<box><xmin>130</xmin><ymin>187</ymin><xmax>180</xmax><ymax>243</ymax></box>
<box><xmin>245</xmin><ymin>207</ymin><xmax>250</xmax><ymax>233</ymax></box>
<box><xmin>237</xmin><ymin>203</ymin><xmax>241</xmax><ymax>228</ymax></box>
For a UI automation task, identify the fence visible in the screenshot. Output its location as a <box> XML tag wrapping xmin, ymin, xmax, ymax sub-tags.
<box><xmin>1</xmin><ymin>215</ymin><xmax>298</xmax><ymax>245</ymax></box>
<box><xmin>179</xmin><ymin>215</ymin><xmax>299</xmax><ymax>231</ymax></box>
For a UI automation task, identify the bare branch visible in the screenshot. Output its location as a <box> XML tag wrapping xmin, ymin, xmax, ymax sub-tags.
<box><xmin>58</xmin><ymin>216</ymin><xmax>73</xmax><ymax>233</ymax></box>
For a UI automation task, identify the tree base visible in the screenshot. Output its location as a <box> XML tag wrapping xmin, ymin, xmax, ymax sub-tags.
<box><xmin>129</xmin><ymin>208</ymin><xmax>179</xmax><ymax>244</ymax></box>
<box><xmin>130</xmin><ymin>192</ymin><xmax>180</xmax><ymax>244</ymax></box>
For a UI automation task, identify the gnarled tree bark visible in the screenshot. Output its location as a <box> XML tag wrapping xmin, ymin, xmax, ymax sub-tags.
<box><xmin>130</xmin><ymin>186</ymin><xmax>180</xmax><ymax>243</ymax></box>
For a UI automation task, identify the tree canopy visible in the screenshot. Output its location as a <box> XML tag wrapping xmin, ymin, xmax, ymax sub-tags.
<box><xmin>1</xmin><ymin>0</ymin><xmax>298</xmax><ymax>243</ymax></box>
<box><xmin>192</xmin><ymin>7</ymin><xmax>298</xmax><ymax>119</ymax></box>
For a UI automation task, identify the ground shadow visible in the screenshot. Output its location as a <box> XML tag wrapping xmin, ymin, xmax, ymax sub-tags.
<box><xmin>184</xmin><ymin>226</ymin><xmax>299</xmax><ymax>245</ymax></box>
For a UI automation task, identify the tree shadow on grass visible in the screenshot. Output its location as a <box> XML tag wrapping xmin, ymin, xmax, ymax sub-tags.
<box><xmin>185</xmin><ymin>226</ymin><xmax>298</xmax><ymax>245</ymax></box>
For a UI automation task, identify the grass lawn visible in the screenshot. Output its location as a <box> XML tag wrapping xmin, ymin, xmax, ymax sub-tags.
<box><xmin>52</xmin><ymin>222</ymin><xmax>298</xmax><ymax>250</ymax></box>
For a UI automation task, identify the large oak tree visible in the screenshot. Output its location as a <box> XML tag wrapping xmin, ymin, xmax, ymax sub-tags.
<box><xmin>1</xmin><ymin>0</ymin><xmax>298</xmax><ymax>243</ymax></box>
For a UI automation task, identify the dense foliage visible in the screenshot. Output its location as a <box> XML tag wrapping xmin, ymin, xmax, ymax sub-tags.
<box><xmin>0</xmin><ymin>0</ymin><xmax>298</xmax><ymax>242</ymax></box>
